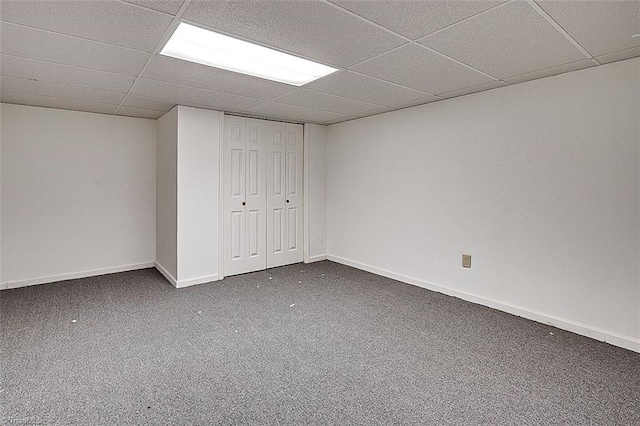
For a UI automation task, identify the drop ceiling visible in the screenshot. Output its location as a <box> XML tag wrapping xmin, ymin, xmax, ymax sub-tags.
<box><xmin>0</xmin><ymin>0</ymin><xmax>638</xmax><ymax>125</ymax></box>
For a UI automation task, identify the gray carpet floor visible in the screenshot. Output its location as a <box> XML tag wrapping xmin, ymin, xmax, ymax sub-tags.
<box><xmin>1</xmin><ymin>261</ymin><xmax>638</xmax><ymax>425</ymax></box>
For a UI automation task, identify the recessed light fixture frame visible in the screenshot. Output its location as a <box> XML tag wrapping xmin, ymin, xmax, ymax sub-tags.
<box><xmin>160</xmin><ymin>22</ymin><xmax>338</xmax><ymax>86</ymax></box>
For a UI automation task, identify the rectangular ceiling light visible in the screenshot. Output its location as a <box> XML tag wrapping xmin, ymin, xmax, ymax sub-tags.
<box><xmin>160</xmin><ymin>22</ymin><xmax>338</xmax><ymax>86</ymax></box>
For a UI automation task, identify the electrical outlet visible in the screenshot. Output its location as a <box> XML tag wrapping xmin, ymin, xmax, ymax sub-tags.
<box><xmin>462</xmin><ymin>253</ymin><xmax>471</xmax><ymax>268</ymax></box>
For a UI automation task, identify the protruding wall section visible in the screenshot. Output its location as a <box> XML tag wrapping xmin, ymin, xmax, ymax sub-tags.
<box><xmin>155</xmin><ymin>107</ymin><xmax>178</xmax><ymax>283</ymax></box>
<box><xmin>155</xmin><ymin>106</ymin><xmax>222</xmax><ymax>288</ymax></box>
<box><xmin>177</xmin><ymin>107</ymin><xmax>221</xmax><ymax>286</ymax></box>
<box><xmin>303</xmin><ymin>123</ymin><xmax>328</xmax><ymax>263</ymax></box>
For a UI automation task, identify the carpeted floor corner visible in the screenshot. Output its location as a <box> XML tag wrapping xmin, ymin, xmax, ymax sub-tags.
<box><xmin>1</xmin><ymin>261</ymin><xmax>639</xmax><ymax>425</ymax></box>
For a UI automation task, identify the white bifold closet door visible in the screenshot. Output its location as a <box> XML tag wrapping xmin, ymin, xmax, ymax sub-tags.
<box><xmin>266</xmin><ymin>121</ymin><xmax>303</xmax><ymax>268</ymax></box>
<box><xmin>223</xmin><ymin>116</ymin><xmax>303</xmax><ymax>277</ymax></box>
<box><xmin>223</xmin><ymin>116</ymin><xmax>267</xmax><ymax>276</ymax></box>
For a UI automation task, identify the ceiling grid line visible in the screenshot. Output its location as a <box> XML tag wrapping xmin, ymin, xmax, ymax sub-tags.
<box><xmin>302</xmin><ymin>87</ymin><xmax>400</xmax><ymax>108</ymax></box>
<box><xmin>248</xmin><ymin>100</ymin><xmax>351</xmax><ymax>117</ymax></box>
<box><xmin>138</xmin><ymin>75</ymin><xmax>294</xmax><ymax>108</ymax></box>
<box><xmin>0</xmin><ymin>53</ymin><xmax>136</xmax><ymax>80</ymax></box>
<box><xmin>0</xmin><ymin>75</ymin><xmax>131</xmax><ymax>100</ymax></box>
<box><xmin>232</xmin><ymin>88</ymin><xmax>300</xmax><ymax>115</ymax></box>
<box><xmin>347</xmin><ymin>69</ymin><xmax>438</xmax><ymax>97</ymax></box>
<box><xmin>113</xmin><ymin>0</ymin><xmax>192</xmax><ymax>115</ymax></box>
<box><xmin>502</xmin><ymin>57</ymin><xmax>594</xmax><ymax>82</ymax></box>
<box><xmin>124</xmin><ymin>87</ymin><xmax>264</xmax><ymax>109</ymax></box>
<box><xmin>116</xmin><ymin>0</ymin><xmax>180</xmax><ymax>17</ymax></box>
<box><xmin>0</xmin><ymin>20</ymin><xmax>154</xmax><ymax>54</ymax></box>
<box><xmin>345</xmin><ymin>42</ymin><xmax>412</xmax><ymax>70</ymax></box>
<box><xmin>412</xmin><ymin>42</ymin><xmax>502</xmax><ymax>82</ymax></box>
<box><xmin>411</xmin><ymin>0</ymin><xmax>516</xmax><ymax>41</ymax></box>
<box><xmin>0</xmin><ymin>88</ymin><xmax>122</xmax><ymax>107</ymax></box>
<box><xmin>325</xmin><ymin>106</ymin><xmax>401</xmax><ymax>126</ymax></box>
<box><xmin>224</xmin><ymin>111</ymin><xmax>306</xmax><ymax>125</ymax></box>
<box><xmin>526</xmin><ymin>0</ymin><xmax>601</xmax><ymax>65</ymax></box>
<box><xmin>320</xmin><ymin>0</ymin><xmax>504</xmax><ymax>83</ymax></box>
<box><xmin>321</xmin><ymin>0</ymin><xmax>412</xmax><ymax>43</ymax></box>
<box><xmin>244</xmin><ymin>100</ymin><xmax>350</xmax><ymax>124</ymax></box>
<box><xmin>266</xmin><ymin>88</ymin><xmax>387</xmax><ymax>115</ymax></box>
<box><xmin>235</xmin><ymin>99</ymin><xmax>271</xmax><ymax>113</ymax></box>
<box><xmin>596</xmin><ymin>45</ymin><xmax>640</xmax><ymax>60</ymax></box>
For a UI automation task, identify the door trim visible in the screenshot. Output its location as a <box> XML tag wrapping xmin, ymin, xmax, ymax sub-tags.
<box><xmin>303</xmin><ymin>124</ymin><xmax>310</xmax><ymax>263</ymax></box>
<box><xmin>218</xmin><ymin>112</ymin><xmax>226</xmax><ymax>280</ymax></box>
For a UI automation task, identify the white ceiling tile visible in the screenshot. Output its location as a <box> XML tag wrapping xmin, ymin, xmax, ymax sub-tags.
<box><xmin>0</xmin><ymin>23</ymin><xmax>149</xmax><ymax>76</ymax></box>
<box><xmin>122</xmin><ymin>0</ymin><xmax>184</xmax><ymax>15</ymax></box>
<box><xmin>132</xmin><ymin>79</ymin><xmax>265</xmax><ymax>112</ymax></box>
<box><xmin>437</xmin><ymin>80</ymin><xmax>507</xmax><ymax>99</ymax></box>
<box><xmin>0</xmin><ymin>55</ymin><xmax>135</xmax><ymax>93</ymax></box>
<box><xmin>329</xmin><ymin>0</ymin><xmax>504</xmax><ymax>39</ymax></box>
<box><xmin>273</xmin><ymin>89</ymin><xmax>383</xmax><ymax>116</ymax></box>
<box><xmin>0</xmin><ymin>0</ymin><xmax>632</xmax><ymax>124</ymax></box>
<box><xmin>122</xmin><ymin>94</ymin><xmax>176</xmax><ymax>111</ymax></box>
<box><xmin>351</xmin><ymin>43</ymin><xmax>493</xmax><ymax>94</ymax></box>
<box><xmin>595</xmin><ymin>47</ymin><xmax>640</xmax><ymax>66</ymax></box>
<box><xmin>418</xmin><ymin>0</ymin><xmax>587</xmax><ymax>78</ymax></box>
<box><xmin>142</xmin><ymin>55</ymin><xmax>295</xmax><ymax>100</ymax></box>
<box><xmin>182</xmin><ymin>0</ymin><xmax>405</xmax><ymax>67</ymax></box>
<box><xmin>302</xmin><ymin>70</ymin><xmax>431</xmax><ymax>107</ymax></box>
<box><xmin>1</xmin><ymin>76</ymin><xmax>126</xmax><ymax>105</ymax></box>
<box><xmin>503</xmin><ymin>59</ymin><xmax>595</xmax><ymax>85</ymax></box>
<box><xmin>537</xmin><ymin>0</ymin><xmax>640</xmax><ymax>57</ymax></box>
<box><xmin>0</xmin><ymin>91</ymin><xmax>117</xmax><ymax>114</ymax></box>
<box><xmin>247</xmin><ymin>102</ymin><xmax>347</xmax><ymax>124</ymax></box>
<box><xmin>1</xmin><ymin>1</ymin><xmax>173</xmax><ymax>52</ymax></box>
<box><xmin>116</xmin><ymin>106</ymin><xmax>166</xmax><ymax>119</ymax></box>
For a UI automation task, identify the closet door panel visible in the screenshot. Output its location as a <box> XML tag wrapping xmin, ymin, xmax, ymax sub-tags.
<box><xmin>223</xmin><ymin>116</ymin><xmax>247</xmax><ymax>276</ymax></box>
<box><xmin>266</xmin><ymin>122</ymin><xmax>287</xmax><ymax>268</ymax></box>
<box><xmin>244</xmin><ymin>119</ymin><xmax>267</xmax><ymax>273</ymax></box>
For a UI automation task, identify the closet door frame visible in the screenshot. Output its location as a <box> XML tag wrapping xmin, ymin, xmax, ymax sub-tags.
<box><xmin>219</xmin><ymin>114</ymin><xmax>305</xmax><ymax>280</ymax></box>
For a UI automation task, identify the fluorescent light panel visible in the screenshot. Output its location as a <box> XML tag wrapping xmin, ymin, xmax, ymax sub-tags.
<box><xmin>160</xmin><ymin>22</ymin><xmax>338</xmax><ymax>86</ymax></box>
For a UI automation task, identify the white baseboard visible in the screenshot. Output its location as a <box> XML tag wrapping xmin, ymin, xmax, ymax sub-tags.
<box><xmin>305</xmin><ymin>254</ymin><xmax>327</xmax><ymax>263</ymax></box>
<box><xmin>154</xmin><ymin>261</ymin><xmax>178</xmax><ymax>287</ymax></box>
<box><xmin>327</xmin><ymin>255</ymin><xmax>640</xmax><ymax>353</ymax></box>
<box><xmin>0</xmin><ymin>262</ymin><xmax>155</xmax><ymax>290</ymax></box>
<box><xmin>176</xmin><ymin>274</ymin><xmax>219</xmax><ymax>288</ymax></box>
<box><xmin>154</xmin><ymin>262</ymin><xmax>218</xmax><ymax>288</ymax></box>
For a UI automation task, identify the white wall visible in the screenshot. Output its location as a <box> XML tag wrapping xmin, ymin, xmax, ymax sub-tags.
<box><xmin>1</xmin><ymin>104</ymin><xmax>156</xmax><ymax>288</ymax></box>
<box><xmin>304</xmin><ymin>123</ymin><xmax>328</xmax><ymax>262</ymax></box>
<box><xmin>326</xmin><ymin>58</ymin><xmax>640</xmax><ymax>352</ymax></box>
<box><xmin>176</xmin><ymin>106</ymin><xmax>221</xmax><ymax>285</ymax></box>
<box><xmin>156</xmin><ymin>107</ymin><xmax>178</xmax><ymax>280</ymax></box>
